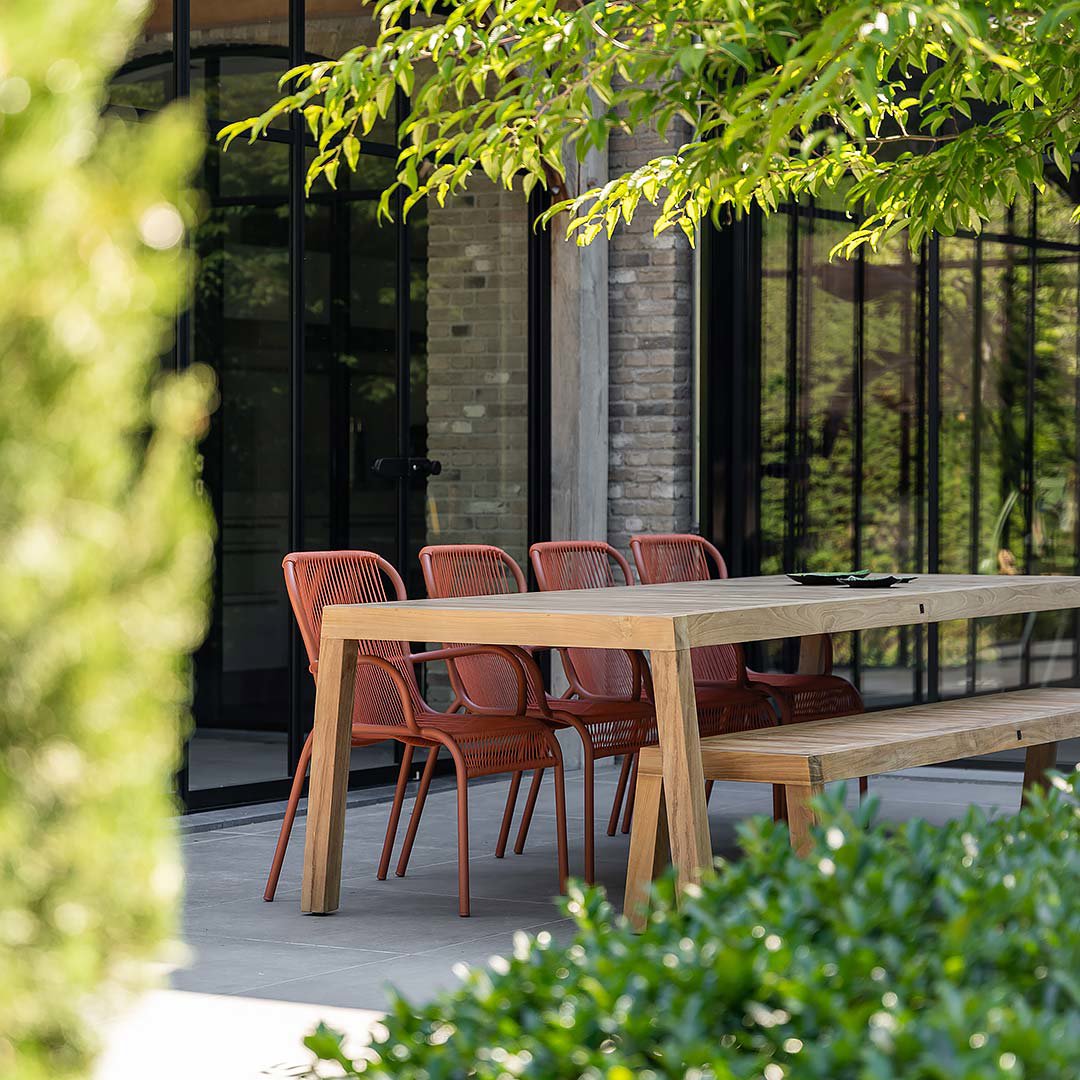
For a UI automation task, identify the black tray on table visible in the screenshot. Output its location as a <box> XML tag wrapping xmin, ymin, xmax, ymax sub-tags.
<box><xmin>787</xmin><ymin>571</ymin><xmax>917</xmax><ymax>588</ymax></box>
<box><xmin>787</xmin><ymin>570</ymin><xmax>869</xmax><ymax>586</ymax></box>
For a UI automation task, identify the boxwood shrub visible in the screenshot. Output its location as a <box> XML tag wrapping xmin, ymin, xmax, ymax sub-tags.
<box><xmin>307</xmin><ymin>778</ymin><xmax>1080</xmax><ymax>1079</ymax></box>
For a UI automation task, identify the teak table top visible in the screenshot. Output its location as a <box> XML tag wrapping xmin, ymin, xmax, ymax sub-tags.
<box><xmin>319</xmin><ymin>573</ymin><xmax>1080</xmax><ymax>651</ymax></box>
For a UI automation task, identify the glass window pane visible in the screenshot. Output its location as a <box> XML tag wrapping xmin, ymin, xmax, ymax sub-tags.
<box><xmin>800</xmin><ymin>212</ymin><xmax>856</xmax><ymax>672</ymax></box>
<box><xmin>975</xmin><ymin>242</ymin><xmax>1030</xmax><ymax>693</ymax></box>
<box><xmin>190</xmin><ymin>1</ymin><xmax>289</xmax><ymax>128</ymax></box>
<box><xmin>756</xmin><ymin>212</ymin><xmax>791</xmax><ymax>674</ymax></box>
<box><xmin>936</xmin><ymin>237</ymin><xmax>977</xmax><ymax>698</ymax></box>
<box><xmin>189</xmin><ymin>138</ymin><xmax>291</xmax><ymax>791</ymax></box>
<box><xmin>302</xmin><ymin>154</ymin><xmax>403</xmax><ymax>770</ymax></box>
<box><xmin>1030</xmin><ymin>240</ymin><xmax>1079</xmax><ymax>695</ymax></box>
<box><xmin>1037</xmin><ymin>180</ymin><xmax>1080</xmax><ymax>244</ymax></box>
<box><xmin>741</xmin><ymin>188</ymin><xmax>1080</xmax><ymax>758</ymax></box>
<box><xmin>859</xmin><ymin>235</ymin><xmax>923</xmax><ymax>706</ymax></box>
<box><xmin>759</xmin><ymin>212</ymin><xmax>790</xmax><ymax>579</ymax></box>
<box><xmin>110</xmin><ymin>0</ymin><xmax>172</xmax><ymax>116</ymax></box>
<box><xmin>305</xmin><ymin>5</ymin><xmax>396</xmax><ymax>144</ymax></box>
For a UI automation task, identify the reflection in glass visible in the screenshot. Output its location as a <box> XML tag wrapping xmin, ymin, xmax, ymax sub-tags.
<box><xmin>800</xmin><ymin>214</ymin><xmax>854</xmax><ymax>674</ymax></box>
<box><xmin>1029</xmin><ymin>234</ymin><xmax>1079</xmax><ymax>689</ymax></box>
<box><xmin>109</xmin><ymin>0</ymin><xmax>171</xmax><ymax>116</ymax></box>
<box><xmin>747</xmin><ymin>182</ymin><xmax>1080</xmax><ymax>761</ymax></box>
<box><xmin>974</xmin><ymin>237</ymin><xmax>1029</xmax><ymax>694</ymax></box>
<box><xmin>860</xmin><ymin>237</ymin><xmax>921</xmax><ymax>705</ymax></box>
<box><xmin>186</xmin><ymin>11</ymin><xmax>291</xmax><ymax>792</ymax></box>
<box><xmin>756</xmin><ymin>214</ymin><xmax>791</xmax><ymax>675</ymax></box>
<box><xmin>111</xmin><ymin>4</ymin><xmax>530</xmax><ymax>804</ymax></box>
<box><xmin>937</xmin><ymin>238</ymin><xmax>976</xmax><ymax>697</ymax></box>
<box><xmin>305</xmin><ymin>5</ymin><xmax>396</xmax><ymax>145</ymax></box>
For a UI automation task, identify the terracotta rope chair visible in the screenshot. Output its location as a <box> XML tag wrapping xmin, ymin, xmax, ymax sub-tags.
<box><xmin>267</xmin><ymin>550</ymin><xmax>568</xmax><ymax>917</ymax></box>
<box><xmin>419</xmin><ymin>543</ymin><xmax>655</xmax><ymax>884</ymax></box>
<box><xmin>629</xmin><ymin>532</ymin><xmax>868</xmax><ymax>801</ymax></box>
<box><xmin>529</xmin><ymin>540</ymin><xmax>778</xmax><ymax>833</ymax></box>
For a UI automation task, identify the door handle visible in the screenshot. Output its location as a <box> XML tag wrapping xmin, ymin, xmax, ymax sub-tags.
<box><xmin>371</xmin><ymin>457</ymin><xmax>443</xmax><ymax>479</ymax></box>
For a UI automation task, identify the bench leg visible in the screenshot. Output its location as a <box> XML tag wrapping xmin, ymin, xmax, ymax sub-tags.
<box><xmin>624</xmin><ymin>771</ymin><xmax>669</xmax><ymax>932</ymax></box>
<box><xmin>785</xmin><ymin>783</ymin><xmax>823</xmax><ymax>856</ymax></box>
<box><xmin>1022</xmin><ymin>742</ymin><xmax>1058</xmax><ymax>806</ymax></box>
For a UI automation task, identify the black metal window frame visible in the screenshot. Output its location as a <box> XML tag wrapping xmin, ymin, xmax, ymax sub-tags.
<box><xmin>704</xmin><ymin>192</ymin><xmax>1080</xmax><ymax>754</ymax></box>
<box><xmin>141</xmin><ymin>0</ymin><xmax>551</xmax><ymax>811</ymax></box>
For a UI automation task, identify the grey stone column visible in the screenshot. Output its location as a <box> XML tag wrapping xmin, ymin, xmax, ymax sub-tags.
<box><xmin>549</xmin><ymin>143</ymin><xmax>609</xmax><ymax>543</ymax></box>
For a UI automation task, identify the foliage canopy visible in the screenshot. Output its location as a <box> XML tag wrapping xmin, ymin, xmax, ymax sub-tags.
<box><xmin>0</xmin><ymin>2</ymin><xmax>210</xmax><ymax>1077</ymax></box>
<box><xmin>224</xmin><ymin>0</ymin><xmax>1080</xmax><ymax>255</ymax></box>
<box><xmin>305</xmin><ymin>779</ymin><xmax>1080</xmax><ymax>1079</ymax></box>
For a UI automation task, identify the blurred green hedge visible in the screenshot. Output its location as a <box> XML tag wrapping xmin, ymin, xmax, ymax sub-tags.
<box><xmin>0</xmin><ymin>3</ymin><xmax>210</xmax><ymax>1078</ymax></box>
<box><xmin>309</xmin><ymin>779</ymin><xmax>1080</xmax><ymax>1079</ymax></box>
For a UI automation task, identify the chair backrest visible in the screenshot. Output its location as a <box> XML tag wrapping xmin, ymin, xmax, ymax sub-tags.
<box><xmin>529</xmin><ymin>541</ymin><xmax>638</xmax><ymax>698</ymax></box>
<box><xmin>629</xmin><ymin>532</ymin><xmax>728</xmax><ymax>585</ymax></box>
<box><xmin>629</xmin><ymin>533</ymin><xmax>744</xmax><ymax>684</ymax></box>
<box><xmin>419</xmin><ymin>544</ymin><xmax>534</xmax><ymax>711</ymax></box>
<box><xmin>282</xmin><ymin>550</ymin><xmax>425</xmax><ymax>729</ymax></box>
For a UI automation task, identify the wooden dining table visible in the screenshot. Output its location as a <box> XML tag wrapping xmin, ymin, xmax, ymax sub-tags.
<box><xmin>299</xmin><ymin>573</ymin><xmax>1080</xmax><ymax>915</ymax></box>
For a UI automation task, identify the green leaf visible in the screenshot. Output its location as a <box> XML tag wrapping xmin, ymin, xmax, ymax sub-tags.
<box><xmin>343</xmin><ymin>134</ymin><xmax>361</xmax><ymax>171</ymax></box>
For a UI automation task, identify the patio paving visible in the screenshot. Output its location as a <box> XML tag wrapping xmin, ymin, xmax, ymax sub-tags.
<box><xmin>175</xmin><ymin>759</ymin><xmax>1030</xmax><ymax>1011</ymax></box>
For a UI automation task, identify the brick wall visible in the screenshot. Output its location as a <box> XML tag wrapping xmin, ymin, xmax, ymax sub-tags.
<box><xmin>424</xmin><ymin>181</ymin><xmax>530</xmax><ymax>569</ymax></box>
<box><xmin>606</xmin><ymin>127</ymin><xmax>696</xmax><ymax>554</ymax></box>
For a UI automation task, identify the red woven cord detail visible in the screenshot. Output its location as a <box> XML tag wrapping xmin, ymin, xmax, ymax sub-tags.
<box><xmin>630</xmin><ymin>533</ymin><xmax>743</xmax><ymax>684</ymax></box>
<box><xmin>530</xmin><ymin>542</ymin><xmax>638</xmax><ymax>698</ymax></box>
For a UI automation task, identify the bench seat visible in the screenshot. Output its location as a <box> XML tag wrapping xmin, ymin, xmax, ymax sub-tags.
<box><xmin>625</xmin><ymin>688</ymin><xmax>1080</xmax><ymax>926</ymax></box>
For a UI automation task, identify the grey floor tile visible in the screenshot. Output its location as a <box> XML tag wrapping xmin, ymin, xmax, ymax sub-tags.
<box><xmin>185</xmin><ymin>883</ymin><xmax>566</xmax><ymax>955</ymax></box>
<box><xmin>175</xmin><ymin>764</ymin><xmax>1027</xmax><ymax>1010</ymax></box>
<box><xmin>248</xmin><ymin>918</ymin><xmax>577</xmax><ymax>1009</ymax></box>
<box><xmin>171</xmin><ymin>933</ymin><xmax>393</xmax><ymax>995</ymax></box>
<box><xmin>182</xmin><ymin>831</ymin><xmax>452</xmax><ymax>909</ymax></box>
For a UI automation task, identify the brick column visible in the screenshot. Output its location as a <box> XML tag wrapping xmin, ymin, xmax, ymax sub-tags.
<box><xmin>606</xmin><ymin>128</ymin><xmax>695</xmax><ymax>553</ymax></box>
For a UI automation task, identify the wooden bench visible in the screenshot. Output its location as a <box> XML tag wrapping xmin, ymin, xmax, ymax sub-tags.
<box><xmin>624</xmin><ymin>688</ymin><xmax>1080</xmax><ymax>927</ymax></box>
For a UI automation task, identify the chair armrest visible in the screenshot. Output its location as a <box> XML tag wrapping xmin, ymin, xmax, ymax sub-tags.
<box><xmin>409</xmin><ymin>645</ymin><xmax>527</xmax><ymax>715</ymax></box>
<box><xmin>354</xmin><ymin>654</ymin><xmax>423</xmax><ymax>734</ymax></box>
<box><xmin>500</xmin><ymin>644</ymin><xmax>555</xmax><ymax>717</ymax></box>
<box><xmin>566</xmin><ymin>648</ymin><xmax>647</xmax><ymax>703</ymax></box>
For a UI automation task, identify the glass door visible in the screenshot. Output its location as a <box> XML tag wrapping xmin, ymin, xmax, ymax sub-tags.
<box><xmin>115</xmin><ymin>1</ymin><xmax>540</xmax><ymax>809</ymax></box>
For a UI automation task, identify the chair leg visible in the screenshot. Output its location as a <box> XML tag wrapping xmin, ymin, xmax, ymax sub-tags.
<box><xmin>582</xmin><ymin>746</ymin><xmax>596</xmax><ymax>885</ymax></box>
<box><xmin>773</xmin><ymin>784</ymin><xmax>787</xmax><ymax>822</ymax></box>
<box><xmin>553</xmin><ymin>763</ymin><xmax>569</xmax><ymax>894</ymax></box>
<box><xmin>608</xmin><ymin>754</ymin><xmax>633</xmax><ymax>836</ymax></box>
<box><xmin>621</xmin><ymin>752</ymin><xmax>640</xmax><ymax>834</ymax></box>
<box><xmin>377</xmin><ymin>746</ymin><xmax>414</xmax><ymax>881</ymax></box>
<box><xmin>455</xmin><ymin>757</ymin><xmax>471</xmax><ymax>918</ymax></box>
<box><xmin>859</xmin><ymin>775</ymin><xmax>869</xmax><ymax>800</ymax></box>
<box><xmin>513</xmin><ymin>768</ymin><xmax>544</xmax><ymax>855</ymax></box>
<box><xmin>264</xmin><ymin>731</ymin><xmax>313</xmax><ymax>902</ymax></box>
<box><xmin>395</xmin><ymin>746</ymin><xmax>439</xmax><ymax>878</ymax></box>
<box><xmin>496</xmin><ymin>770</ymin><xmax>523</xmax><ymax>858</ymax></box>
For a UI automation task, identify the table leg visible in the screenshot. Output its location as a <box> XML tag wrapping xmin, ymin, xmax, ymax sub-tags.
<box><xmin>784</xmin><ymin>783</ymin><xmax>823</xmax><ymax>856</ymax></box>
<box><xmin>301</xmin><ymin>636</ymin><xmax>358</xmax><ymax>913</ymax></box>
<box><xmin>624</xmin><ymin>771</ymin><xmax>669</xmax><ymax>932</ymax></box>
<box><xmin>650</xmin><ymin>648</ymin><xmax>712</xmax><ymax>894</ymax></box>
<box><xmin>797</xmin><ymin>634</ymin><xmax>830</xmax><ymax>675</ymax></box>
<box><xmin>1021</xmin><ymin>742</ymin><xmax>1058</xmax><ymax>807</ymax></box>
